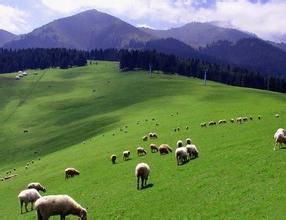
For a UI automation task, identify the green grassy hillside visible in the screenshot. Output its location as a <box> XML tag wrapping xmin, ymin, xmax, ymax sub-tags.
<box><xmin>0</xmin><ymin>61</ymin><xmax>285</xmax><ymax>219</ymax></box>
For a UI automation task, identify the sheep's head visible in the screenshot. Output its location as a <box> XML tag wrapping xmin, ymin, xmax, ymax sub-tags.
<box><xmin>41</xmin><ymin>187</ymin><xmax>46</xmax><ymax>193</ymax></box>
<box><xmin>80</xmin><ymin>208</ymin><xmax>87</xmax><ymax>220</ymax></box>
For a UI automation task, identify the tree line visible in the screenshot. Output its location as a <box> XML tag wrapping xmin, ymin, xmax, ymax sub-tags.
<box><xmin>0</xmin><ymin>48</ymin><xmax>87</xmax><ymax>73</ymax></box>
<box><xmin>119</xmin><ymin>50</ymin><xmax>286</xmax><ymax>93</ymax></box>
<box><xmin>0</xmin><ymin>48</ymin><xmax>286</xmax><ymax>93</ymax></box>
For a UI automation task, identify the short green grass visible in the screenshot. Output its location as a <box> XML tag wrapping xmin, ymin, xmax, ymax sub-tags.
<box><xmin>0</xmin><ymin>61</ymin><xmax>286</xmax><ymax>219</ymax></box>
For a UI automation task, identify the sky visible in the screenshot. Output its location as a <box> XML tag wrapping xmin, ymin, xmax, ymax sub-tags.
<box><xmin>0</xmin><ymin>0</ymin><xmax>286</xmax><ymax>42</ymax></box>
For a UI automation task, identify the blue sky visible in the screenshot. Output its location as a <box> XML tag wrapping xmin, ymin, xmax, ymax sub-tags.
<box><xmin>0</xmin><ymin>0</ymin><xmax>285</xmax><ymax>41</ymax></box>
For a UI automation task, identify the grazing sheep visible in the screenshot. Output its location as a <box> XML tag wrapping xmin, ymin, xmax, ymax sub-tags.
<box><xmin>149</xmin><ymin>132</ymin><xmax>158</xmax><ymax>139</ymax></box>
<box><xmin>274</xmin><ymin>128</ymin><xmax>286</xmax><ymax>150</ymax></box>
<box><xmin>142</xmin><ymin>135</ymin><xmax>148</xmax><ymax>141</ymax></box>
<box><xmin>159</xmin><ymin>144</ymin><xmax>172</xmax><ymax>155</ymax></box>
<box><xmin>218</xmin><ymin>119</ymin><xmax>226</xmax><ymax>124</ymax></box>
<box><xmin>18</xmin><ymin>188</ymin><xmax>41</xmax><ymax>214</ymax></box>
<box><xmin>230</xmin><ymin>119</ymin><xmax>235</xmax><ymax>123</ymax></box>
<box><xmin>110</xmin><ymin>154</ymin><xmax>117</xmax><ymax>164</ymax></box>
<box><xmin>35</xmin><ymin>195</ymin><xmax>87</xmax><ymax>220</ymax></box>
<box><xmin>27</xmin><ymin>182</ymin><xmax>46</xmax><ymax>193</ymax></box>
<box><xmin>200</xmin><ymin>122</ymin><xmax>207</xmax><ymax>127</ymax></box>
<box><xmin>186</xmin><ymin>138</ymin><xmax>192</xmax><ymax>145</ymax></box>
<box><xmin>135</xmin><ymin>163</ymin><xmax>150</xmax><ymax>190</ymax></box>
<box><xmin>150</xmin><ymin>144</ymin><xmax>158</xmax><ymax>153</ymax></box>
<box><xmin>123</xmin><ymin>150</ymin><xmax>131</xmax><ymax>160</ymax></box>
<box><xmin>174</xmin><ymin>128</ymin><xmax>177</xmax><ymax>132</ymax></box>
<box><xmin>16</xmin><ymin>75</ymin><xmax>20</xmax><ymax>80</ymax></box>
<box><xmin>249</xmin><ymin>116</ymin><xmax>253</xmax><ymax>120</ymax></box>
<box><xmin>137</xmin><ymin>147</ymin><xmax>147</xmax><ymax>156</ymax></box>
<box><xmin>65</xmin><ymin>168</ymin><xmax>80</xmax><ymax>179</ymax></box>
<box><xmin>236</xmin><ymin>117</ymin><xmax>242</xmax><ymax>123</ymax></box>
<box><xmin>209</xmin><ymin>121</ymin><xmax>216</xmax><ymax>126</ymax></box>
<box><xmin>175</xmin><ymin>147</ymin><xmax>188</xmax><ymax>165</ymax></box>
<box><xmin>242</xmin><ymin>117</ymin><xmax>248</xmax><ymax>122</ymax></box>
<box><xmin>177</xmin><ymin>127</ymin><xmax>180</xmax><ymax>131</ymax></box>
<box><xmin>25</xmin><ymin>166</ymin><xmax>28</xmax><ymax>170</ymax></box>
<box><xmin>186</xmin><ymin>126</ymin><xmax>189</xmax><ymax>130</ymax></box>
<box><xmin>185</xmin><ymin>144</ymin><xmax>199</xmax><ymax>159</ymax></box>
<box><xmin>176</xmin><ymin>140</ymin><xmax>184</xmax><ymax>148</ymax></box>
<box><xmin>275</xmin><ymin>114</ymin><xmax>280</xmax><ymax>118</ymax></box>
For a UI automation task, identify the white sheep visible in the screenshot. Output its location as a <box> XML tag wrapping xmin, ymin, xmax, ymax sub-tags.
<box><xmin>185</xmin><ymin>144</ymin><xmax>199</xmax><ymax>159</ymax></box>
<box><xmin>35</xmin><ymin>195</ymin><xmax>87</xmax><ymax>220</ymax></box>
<box><xmin>176</xmin><ymin>140</ymin><xmax>183</xmax><ymax>148</ymax></box>
<box><xmin>274</xmin><ymin>128</ymin><xmax>286</xmax><ymax>150</ymax></box>
<box><xmin>275</xmin><ymin>114</ymin><xmax>280</xmax><ymax>118</ymax></box>
<box><xmin>142</xmin><ymin>135</ymin><xmax>148</xmax><ymax>141</ymax></box>
<box><xmin>200</xmin><ymin>122</ymin><xmax>207</xmax><ymax>127</ymax></box>
<box><xmin>137</xmin><ymin>147</ymin><xmax>147</xmax><ymax>156</ymax></box>
<box><xmin>175</xmin><ymin>147</ymin><xmax>188</xmax><ymax>165</ymax></box>
<box><xmin>65</xmin><ymin>168</ymin><xmax>80</xmax><ymax>179</ymax></box>
<box><xmin>18</xmin><ymin>188</ymin><xmax>41</xmax><ymax>213</ymax></box>
<box><xmin>27</xmin><ymin>182</ymin><xmax>46</xmax><ymax>193</ymax></box>
<box><xmin>186</xmin><ymin>138</ymin><xmax>192</xmax><ymax>145</ymax></box>
<box><xmin>159</xmin><ymin>144</ymin><xmax>172</xmax><ymax>155</ymax></box>
<box><xmin>123</xmin><ymin>150</ymin><xmax>130</xmax><ymax>160</ymax></box>
<box><xmin>111</xmin><ymin>154</ymin><xmax>117</xmax><ymax>164</ymax></box>
<box><xmin>150</xmin><ymin>144</ymin><xmax>158</xmax><ymax>153</ymax></box>
<box><xmin>135</xmin><ymin>163</ymin><xmax>150</xmax><ymax>190</ymax></box>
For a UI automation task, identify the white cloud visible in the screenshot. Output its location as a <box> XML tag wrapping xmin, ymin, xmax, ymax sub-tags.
<box><xmin>40</xmin><ymin>0</ymin><xmax>286</xmax><ymax>40</ymax></box>
<box><xmin>0</xmin><ymin>4</ymin><xmax>29</xmax><ymax>34</ymax></box>
<box><xmin>0</xmin><ymin>0</ymin><xmax>279</xmax><ymax>41</ymax></box>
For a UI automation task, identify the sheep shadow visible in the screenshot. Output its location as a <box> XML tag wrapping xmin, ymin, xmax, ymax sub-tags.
<box><xmin>142</xmin><ymin>183</ymin><xmax>154</xmax><ymax>190</ymax></box>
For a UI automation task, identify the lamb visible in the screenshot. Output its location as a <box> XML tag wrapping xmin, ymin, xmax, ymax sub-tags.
<box><xmin>150</xmin><ymin>144</ymin><xmax>158</xmax><ymax>153</ymax></box>
<box><xmin>65</xmin><ymin>168</ymin><xmax>80</xmax><ymax>179</ymax></box>
<box><xmin>137</xmin><ymin>147</ymin><xmax>147</xmax><ymax>156</ymax></box>
<box><xmin>35</xmin><ymin>195</ymin><xmax>87</xmax><ymax>220</ymax></box>
<box><xmin>27</xmin><ymin>182</ymin><xmax>46</xmax><ymax>193</ymax></box>
<box><xmin>175</xmin><ymin>147</ymin><xmax>188</xmax><ymax>165</ymax></box>
<box><xmin>110</xmin><ymin>154</ymin><xmax>117</xmax><ymax>164</ymax></box>
<box><xmin>275</xmin><ymin>114</ymin><xmax>280</xmax><ymax>118</ymax></box>
<box><xmin>230</xmin><ymin>119</ymin><xmax>235</xmax><ymax>123</ymax></box>
<box><xmin>135</xmin><ymin>163</ymin><xmax>150</xmax><ymax>190</ymax></box>
<box><xmin>158</xmin><ymin>144</ymin><xmax>172</xmax><ymax>155</ymax></box>
<box><xmin>242</xmin><ymin>117</ymin><xmax>248</xmax><ymax>122</ymax></box>
<box><xmin>274</xmin><ymin>128</ymin><xmax>286</xmax><ymax>150</ymax></box>
<box><xmin>123</xmin><ymin>150</ymin><xmax>130</xmax><ymax>160</ymax></box>
<box><xmin>186</xmin><ymin>138</ymin><xmax>192</xmax><ymax>145</ymax></box>
<box><xmin>185</xmin><ymin>144</ymin><xmax>199</xmax><ymax>159</ymax></box>
<box><xmin>18</xmin><ymin>188</ymin><xmax>41</xmax><ymax>214</ymax></box>
<box><xmin>176</xmin><ymin>140</ymin><xmax>184</xmax><ymax>148</ymax></box>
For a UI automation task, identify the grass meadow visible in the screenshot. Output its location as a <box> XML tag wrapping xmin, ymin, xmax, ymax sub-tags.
<box><xmin>0</xmin><ymin>61</ymin><xmax>286</xmax><ymax>219</ymax></box>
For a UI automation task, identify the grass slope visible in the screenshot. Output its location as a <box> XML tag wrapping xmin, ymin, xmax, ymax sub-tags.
<box><xmin>0</xmin><ymin>61</ymin><xmax>286</xmax><ymax>219</ymax></box>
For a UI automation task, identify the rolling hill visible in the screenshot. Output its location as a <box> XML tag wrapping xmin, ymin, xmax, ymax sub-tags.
<box><xmin>0</xmin><ymin>61</ymin><xmax>286</xmax><ymax>219</ymax></box>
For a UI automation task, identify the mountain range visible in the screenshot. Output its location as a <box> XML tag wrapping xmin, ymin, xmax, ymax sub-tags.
<box><xmin>1</xmin><ymin>9</ymin><xmax>286</xmax><ymax>76</ymax></box>
<box><xmin>0</xmin><ymin>30</ymin><xmax>18</xmax><ymax>47</ymax></box>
